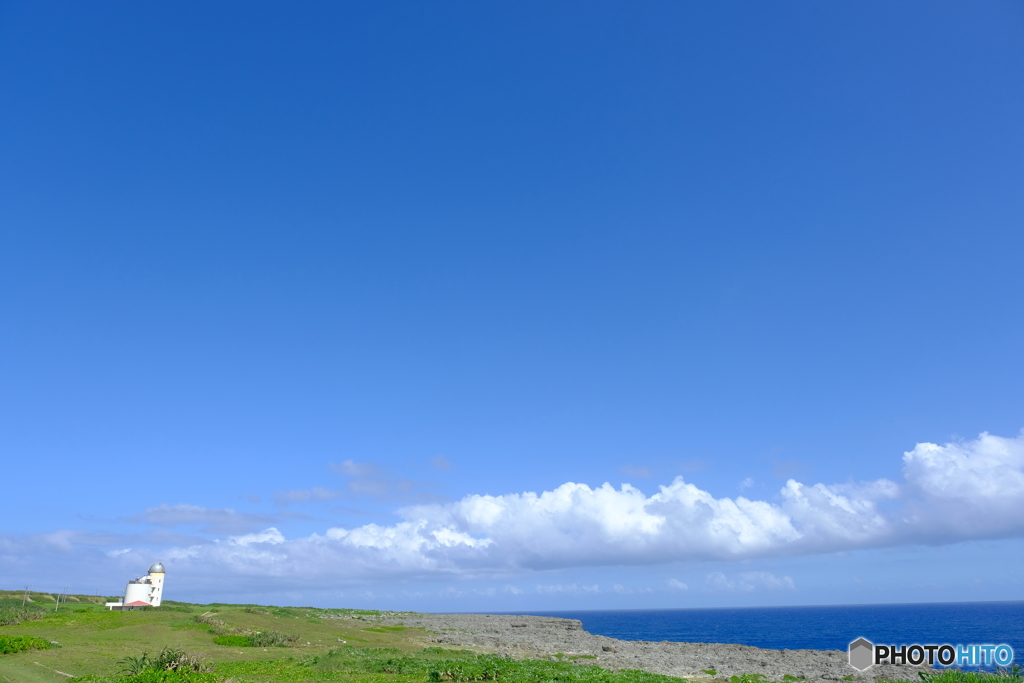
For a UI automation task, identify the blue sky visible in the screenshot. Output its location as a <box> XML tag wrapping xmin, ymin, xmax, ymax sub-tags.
<box><xmin>2</xmin><ymin>1</ymin><xmax>1024</xmax><ymax>610</ymax></box>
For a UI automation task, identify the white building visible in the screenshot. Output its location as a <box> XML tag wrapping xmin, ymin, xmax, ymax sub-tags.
<box><xmin>106</xmin><ymin>562</ymin><xmax>166</xmax><ymax>610</ymax></box>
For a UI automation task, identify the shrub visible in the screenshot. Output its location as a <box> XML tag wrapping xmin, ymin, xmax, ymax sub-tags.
<box><xmin>0</xmin><ymin>635</ymin><xmax>52</xmax><ymax>654</ymax></box>
<box><xmin>249</xmin><ymin>630</ymin><xmax>297</xmax><ymax>647</ymax></box>
<box><xmin>190</xmin><ymin>614</ymin><xmax>225</xmax><ymax>628</ymax></box>
<box><xmin>242</xmin><ymin>606</ymin><xmax>270</xmax><ymax>615</ymax></box>
<box><xmin>119</xmin><ymin>652</ymin><xmax>152</xmax><ymax>675</ymax></box>
<box><xmin>118</xmin><ymin>647</ymin><xmax>210</xmax><ymax>676</ymax></box>
<box><xmin>160</xmin><ymin>605</ymin><xmax>194</xmax><ymax>613</ymax></box>
<box><xmin>131</xmin><ymin>675</ymin><xmax>216</xmax><ymax>683</ymax></box>
<box><xmin>212</xmin><ymin>635</ymin><xmax>252</xmax><ymax>647</ymax></box>
<box><xmin>69</xmin><ymin>676</ymin><xmax>216</xmax><ymax>683</ymax></box>
<box><xmin>0</xmin><ymin>604</ymin><xmax>45</xmax><ymax>626</ymax></box>
<box><xmin>151</xmin><ymin>648</ymin><xmax>207</xmax><ymax>673</ymax></box>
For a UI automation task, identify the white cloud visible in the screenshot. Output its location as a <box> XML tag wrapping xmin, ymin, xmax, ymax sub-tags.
<box><xmin>106</xmin><ymin>431</ymin><xmax>1024</xmax><ymax>584</ymax></box>
<box><xmin>900</xmin><ymin>432</ymin><xmax>1024</xmax><ymax>539</ymax></box>
<box><xmin>228</xmin><ymin>528</ymin><xmax>285</xmax><ymax>546</ymax></box>
<box><xmin>9</xmin><ymin>431</ymin><xmax>1024</xmax><ymax>592</ymax></box>
<box><xmin>666</xmin><ymin>578</ymin><xmax>689</xmax><ymax>591</ymax></box>
<box><xmin>705</xmin><ymin>571</ymin><xmax>795</xmax><ymax>592</ymax></box>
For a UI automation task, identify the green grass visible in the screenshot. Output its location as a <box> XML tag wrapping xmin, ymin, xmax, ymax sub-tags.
<box><xmin>729</xmin><ymin>675</ymin><xmax>766</xmax><ymax>683</ymax></box>
<box><xmin>44</xmin><ymin>641</ymin><xmax>694</xmax><ymax>683</ymax></box>
<box><xmin>212</xmin><ymin>635</ymin><xmax>253</xmax><ymax>647</ymax></box>
<box><xmin>17</xmin><ymin>592</ymin><xmax>1021</xmax><ymax>683</ymax></box>
<box><xmin>0</xmin><ymin>634</ymin><xmax>52</xmax><ymax>654</ymax></box>
<box><xmin>70</xmin><ymin>673</ymin><xmax>218</xmax><ymax>683</ymax></box>
<box><xmin>0</xmin><ymin>599</ymin><xmax>48</xmax><ymax>627</ymax></box>
<box><xmin>880</xmin><ymin>670</ymin><xmax>1024</xmax><ymax>683</ymax></box>
<box><xmin>0</xmin><ymin>592</ymin><xmax>428</xmax><ymax>682</ymax></box>
<box><xmin>281</xmin><ymin>648</ymin><xmax>691</xmax><ymax>683</ymax></box>
<box><xmin>0</xmin><ymin>590</ymin><xmax>691</xmax><ymax>683</ymax></box>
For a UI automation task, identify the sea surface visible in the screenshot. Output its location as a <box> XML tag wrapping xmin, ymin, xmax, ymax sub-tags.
<box><xmin>510</xmin><ymin>602</ymin><xmax>1024</xmax><ymax>664</ymax></box>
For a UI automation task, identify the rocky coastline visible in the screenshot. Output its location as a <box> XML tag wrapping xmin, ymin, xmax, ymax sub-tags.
<box><xmin>376</xmin><ymin>612</ymin><xmax>930</xmax><ymax>683</ymax></box>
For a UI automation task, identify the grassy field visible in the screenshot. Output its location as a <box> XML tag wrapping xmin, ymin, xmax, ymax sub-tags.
<box><xmin>0</xmin><ymin>591</ymin><xmax>1019</xmax><ymax>683</ymax></box>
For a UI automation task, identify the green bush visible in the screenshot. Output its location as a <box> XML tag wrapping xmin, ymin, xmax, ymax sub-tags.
<box><xmin>117</xmin><ymin>647</ymin><xmax>209</xmax><ymax>676</ymax></box>
<box><xmin>212</xmin><ymin>634</ymin><xmax>252</xmax><ymax>647</ymax></box>
<box><xmin>159</xmin><ymin>605</ymin><xmax>195</xmax><ymax>613</ymax></box>
<box><xmin>69</xmin><ymin>674</ymin><xmax>218</xmax><ymax>683</ymax></box>
<box><xmin>0</xmin><ymin>603</ymin><xmax>46</xmax><ymax>626</ymax></box>
<box><xmin>0</xmin><ymin>634</ymin><xmax>52</xmax><ymax>654</ymax></box>
<box><xmin>249</xmin><ymin>630</ymin><xmax>296</xmax><ymax>647</ymax></box>
<box><xmin>242</xmin><ymin>606</ymin><xmax>270</xmax><ymax>614</ymax></box>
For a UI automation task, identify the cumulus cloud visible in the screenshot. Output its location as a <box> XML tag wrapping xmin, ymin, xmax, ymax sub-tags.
<box><xmin>900</xmin><ymin>432</ymin><xmax>1024</xmax><ymax>539</ymax></box>
<box><xmin>10</xmin><ymin>432</ymin><xmax>1024</xmax><ymax>592</ymax></box>
<box><xmin>142</xmin><ymin>431</ymin><xmax>1024</xmax><ymax>585</ymax></box>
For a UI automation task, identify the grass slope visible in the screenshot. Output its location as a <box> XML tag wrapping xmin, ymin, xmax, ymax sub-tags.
<box><xmin>0</xmin><ymin>593</ymin><xmax>1019</xmax><ymax>683</ymax></box>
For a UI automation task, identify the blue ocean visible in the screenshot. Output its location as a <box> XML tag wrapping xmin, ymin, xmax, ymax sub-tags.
<box><xmin>512</xmin><ymin>603</ymin><xmax>1024</xmax><ymax>665</ymax></box>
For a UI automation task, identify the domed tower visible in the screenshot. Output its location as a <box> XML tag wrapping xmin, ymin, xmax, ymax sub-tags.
<box><xmin>147</xmin><ymin>562</ymin><xmax>166</xmax><ymax>607</ymax></box>
<box><xmin>108</xmin><ymin>562</ymin><xmax>167</xmax><ymax>610</ymax></box>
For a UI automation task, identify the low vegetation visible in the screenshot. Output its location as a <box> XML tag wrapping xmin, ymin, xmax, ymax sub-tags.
<box><xmin>118</xmin><ymin>647</ymin><xmax>210</xmax><ymax>675</ymax></box>
<box><xmin>0</xmin><ymin>634</ymin><xmax>52</xmax><ymax>654</ymax></box>
<box><xmin>884</xmin><ymin>670</ymin><xmax>1024</xmax><ymax>683</ymax></box>
<box><xmin>0</xmin><ymin>597</ymin><xmax>47</xmax><ymax>626</ymax></box>
<box><xmin>1</xmin><ymin>591</ymin><xmax>1021</xmax><ymax>683</ymax></box>
<box><xmin>211</xmin><ymin>647</ymin><xmax>690</xmax><ymax>683</ymax></box>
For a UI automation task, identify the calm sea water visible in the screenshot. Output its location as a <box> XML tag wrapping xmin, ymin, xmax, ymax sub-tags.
<box><xmin>508</xmin><ymin>603</ymin><xmax>1024</xmax><ymax>661</ymax></box>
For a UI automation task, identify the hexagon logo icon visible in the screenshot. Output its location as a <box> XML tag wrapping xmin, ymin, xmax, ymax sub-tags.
<box><xmin>849</xmin><ymin>638</ymin><xmax>874</xmax><ymax>671</ymax></box>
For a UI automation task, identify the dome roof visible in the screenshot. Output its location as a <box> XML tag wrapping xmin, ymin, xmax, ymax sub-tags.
<box><xmin>149</xmin><ymin>562</ymin><xmax>166</xmax><ymax>573</ymax></box>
